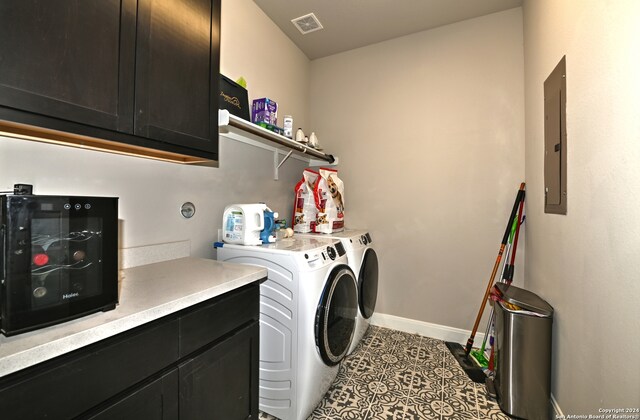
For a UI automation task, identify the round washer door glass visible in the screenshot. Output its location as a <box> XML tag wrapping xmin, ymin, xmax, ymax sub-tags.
<box><xmin>316</xmin><ymin>265</ymin><xmax>357</xmax><ymax>366</ymax></box>
<box><xmin>359</xmin><ymin>248</ymin><xmax>379</xmax><ymax>319</ymax></box>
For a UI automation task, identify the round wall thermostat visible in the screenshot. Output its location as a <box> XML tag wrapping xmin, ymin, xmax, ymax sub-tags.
<box><xmin>180</xmin><ymin>202</ymin><xmax>196</xmax><ymax>219</ymax></box>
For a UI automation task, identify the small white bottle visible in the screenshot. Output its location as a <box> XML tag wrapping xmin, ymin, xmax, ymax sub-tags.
<box><xmin>308</xmin><ymin>132</ymin><xmax>319</xmax><ymax>148</ymax></box>
<box><xmin>283</xmin><ymin>115</ymin><xmax>293</xmax><ymax>138</ymax></box>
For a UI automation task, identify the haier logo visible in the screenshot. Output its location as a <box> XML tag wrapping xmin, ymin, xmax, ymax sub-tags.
<box><xmin>62</xmin><ymin>292</ymin><xmax>80</xmax><ymax>300</ymax></box>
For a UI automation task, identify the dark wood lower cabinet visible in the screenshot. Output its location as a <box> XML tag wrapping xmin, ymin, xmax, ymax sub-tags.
<box><xmin>86</xmin><ymin>369</ymin><xmax>179</xmax><ymax>420</ymax></box>
<box><xmin>0</xmin><ymin>282</ymin><xmax>261</xmax><ymax>420</ymax></box>
<box><xmin>180</xmin><ymin>322</ymin><xmax>259</xmax><ymax>420</ymax></box>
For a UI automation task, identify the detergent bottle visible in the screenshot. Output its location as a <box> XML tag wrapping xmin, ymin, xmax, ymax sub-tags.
<box><xmin>222</xmin><ymin>204</ymin><xmax>266</xmax><ymax>245</ymax></box>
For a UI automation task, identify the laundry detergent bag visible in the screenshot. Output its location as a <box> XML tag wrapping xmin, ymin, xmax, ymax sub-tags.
<box><xmin>293</xmin><ymin>169</ymin><xmax>319</xmax><ymax>233</ymax></box>
<box><xmin>314</xmin><ymin>168</ymin><xmax>345</xmax><ymax>233</ymax></box>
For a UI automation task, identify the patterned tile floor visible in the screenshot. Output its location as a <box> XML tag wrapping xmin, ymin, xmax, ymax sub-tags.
<box><xmin>260</xmin><ymin>326</ymin><xmax>510</xmax><ymax>420</ymax></box>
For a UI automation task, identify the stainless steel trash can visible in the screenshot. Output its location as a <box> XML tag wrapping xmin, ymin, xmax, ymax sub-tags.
<box><xmin>492</xmin><ymin>283</ymin><xmax>554</xmax><ymax>420</ymax></box>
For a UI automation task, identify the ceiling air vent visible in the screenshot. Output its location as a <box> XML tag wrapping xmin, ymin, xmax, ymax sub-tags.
<box><xmin>291</xmin><ymin>13</ymin><xmax>324</xmax><ymax>35</ymax></box>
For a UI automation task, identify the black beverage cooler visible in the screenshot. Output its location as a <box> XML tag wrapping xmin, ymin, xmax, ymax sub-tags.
<box><xmin>1</xmin><ymin>194</ymin><xmax>118</xmax><ymax>336</ymax></box>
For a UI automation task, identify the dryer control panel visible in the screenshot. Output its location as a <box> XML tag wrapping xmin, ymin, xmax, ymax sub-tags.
<box><xmin>350</xmin><ymin>232</ymin><xmax>373</xmax><ymax>247</ymax></box>
<box><xmin>304</xmin><ymin>245</ymin><xmax>340</xmax><ymax>269</ymax></box>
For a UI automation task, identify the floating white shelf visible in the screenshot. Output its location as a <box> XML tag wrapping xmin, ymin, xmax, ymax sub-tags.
<box><xmin>218</xmin><ymin>109</ymin><xmax>338</xmax><ymax>179</ymax></box>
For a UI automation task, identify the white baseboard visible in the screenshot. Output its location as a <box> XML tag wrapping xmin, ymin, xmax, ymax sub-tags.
<box><xmin>551</xmin><ymin>394</ymin><xmax>563</xmax><ymax>418</ymax></box>
<box><xmin>371</xmin><ymin>312</ymin><xmax>563</xmax><ymax>418</ymax></box>
<box><xmin>370</xmin><ymin>312</ymin><xmax>486</xmax><ymax>346</ymax></box>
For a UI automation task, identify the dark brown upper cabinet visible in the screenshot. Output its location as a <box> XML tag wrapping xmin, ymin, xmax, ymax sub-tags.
<box><xmin>135</xmin><ymin>0</ymin><xmax>220</xmax><ymax>153</ymax></box>
<box><xmin>0</xmin><ymin>0</ymin><xmax>136</xmax><ymax>132</ymax></box>
<box><xmin>0</xmin><ymin>0</ymin><xmax>220</xmax><ymax>163</ymax></box>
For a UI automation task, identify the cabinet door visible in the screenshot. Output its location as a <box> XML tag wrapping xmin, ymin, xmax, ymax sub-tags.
<box><xmin>0</xmin><ymin>0</ymin><xmax>136</xmax><ymax>132</ymax></box>
<box><xmin>179</xmin><ymin>322</ymin><xmax>259</xmax><ymax>420</ymax></box>
<box><xmin>135</xmin><ymin>0</ymin><xmax>221</xmax><ymax>155</ymax></box>
<box><xmin>85</xmin><ymin>369</ymin><xmax>179</xmax><ymax>420</ymax></box>
<box><xmin>0</xmin><ymin>320</ymin><xmax>179</xmax><ymax>420</ymax></box>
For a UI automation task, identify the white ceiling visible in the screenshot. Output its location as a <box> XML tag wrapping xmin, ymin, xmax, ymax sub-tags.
<box><xmin>253</xmin><ymin>0</ymin><xmax>523</xmax><ymax>60</ymax></box>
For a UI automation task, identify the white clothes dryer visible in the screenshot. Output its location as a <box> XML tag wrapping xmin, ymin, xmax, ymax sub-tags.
<box><xmin>295</xmin><ymin>229</ymin><xmax>379</xmax><ymax>355</ymax></box>
<box><xmin>215</xmin><ymin>237</ymin><xmax>357</xmax><ymax>420</ymax></box>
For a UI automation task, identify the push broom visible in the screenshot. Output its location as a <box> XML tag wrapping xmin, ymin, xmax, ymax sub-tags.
<box><xmin>445</xmin><ymin>182</ymin><xmax>525</xmax><ymax>383</ymax></box>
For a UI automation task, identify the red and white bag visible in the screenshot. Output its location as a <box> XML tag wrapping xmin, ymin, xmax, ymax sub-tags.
<box><xmin>313</xmin><ymin>168</ymin><xmax>345</xmax><ymax>233</ymax></box>
<box><xmin>293</xmin><ymin>169</ymin><xmax>319</xmax><ymax>233</ymax></box>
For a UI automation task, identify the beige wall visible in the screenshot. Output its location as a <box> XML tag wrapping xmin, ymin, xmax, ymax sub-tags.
<box><xmin>221</xmin><ymin>0</ymin><xmax>310</xmax><ymax>130</ymax></box>
<box><xmin>523</xmin><ymin>0</ymin><xmax>640</xmax><ymax>413</ymax></box>
<box><xmin>310</xmin><ymin>8</ymin><xmax>525</xmax><ymax>330</ymax></box>
<box><xmin>0</xmin><ymin>0</ymin><xmax>310</xmax><ymax>259</ymax></box>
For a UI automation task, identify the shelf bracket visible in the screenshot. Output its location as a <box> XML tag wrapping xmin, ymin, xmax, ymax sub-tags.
<box><xmin>274</xmin><ymin>149</ymin><xmax>293</xmax><ymax>180</ymax></box>
<box><xmin>277</xmin><ymin>150</ymin><xmax>294</xmax><ymax>169</ymax></box>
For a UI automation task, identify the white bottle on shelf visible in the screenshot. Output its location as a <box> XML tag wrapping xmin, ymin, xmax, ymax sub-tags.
<box><xmin>283</xmin><ymin>115</ymin><xmax>293</xmax><ymax>138</ymax></box>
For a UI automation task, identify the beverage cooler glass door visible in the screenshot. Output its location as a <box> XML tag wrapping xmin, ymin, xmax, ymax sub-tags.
<box><xmin>1</xmin><ymin>196</ymin><xmax>118</xmax><ymax>335</ymax></box>
<box><xmin>31</xmin><ymin>208</ymin><xmax>104</xmax><ymax>307</ymax></box>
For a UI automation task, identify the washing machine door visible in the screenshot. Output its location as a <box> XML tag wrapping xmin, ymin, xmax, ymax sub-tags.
<box><xmin>359</xmin><ymin>248</ymin><xmax>379</xmax><ymax>319</ymax></box>
<box><xmin>315</xmin><ymin>265</ymin><xmax>357</xmax><ymax>366</ymax></box>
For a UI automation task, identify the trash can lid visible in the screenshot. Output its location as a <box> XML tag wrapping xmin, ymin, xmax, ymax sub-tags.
<box><xmin>495</xmin><ymin>283</ymin><xmax>554</xmax><ymax>317</ymax></box>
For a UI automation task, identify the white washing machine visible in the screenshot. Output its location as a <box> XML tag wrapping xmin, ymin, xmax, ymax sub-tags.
<box><xmin>295</xmin><ymin>229</ymin><xmax>379</xmax><ymax>355</ymax></box>
<box><xmin>215</xmin><ymin>237</ymin><xmax>358</xmax><ymax>420</ymax></box>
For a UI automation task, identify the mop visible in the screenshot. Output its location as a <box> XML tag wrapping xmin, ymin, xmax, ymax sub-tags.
<box><xmin>445</xmin><ymin>183</ymin><xmax>525</xmax><ymax>384</ymax></box>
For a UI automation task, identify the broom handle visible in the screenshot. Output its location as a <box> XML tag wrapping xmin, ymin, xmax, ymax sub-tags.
<box><xmin>477</xmin><ymin>212</ymin><xmax>519</xmax><ymax>352</ymax></box>
<box><xmin>464</xmin><ymin>182</ymin><xmax>525</xmax><ymax>356</ymax></box>
<box><xmin>504</xmin><ymin>192</ymin><xmax>526</xmax><ymax>283</ymax></box>
<box><xmin>478</xmin><ymin>307</ymin><xmax>495</xmax><ymax>353</ymax></box>
<box><xmin>483</xmin><ymin>199</ymin><xmax>525</xmax><ymax>366</ymax></box>
<box><xmin>500</xmin><ymin>214</ymin><xmax>519</xmax><ymax>282</ymax></box>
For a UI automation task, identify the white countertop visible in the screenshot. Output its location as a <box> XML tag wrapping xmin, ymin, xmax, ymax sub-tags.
<box><xmin>0</xmin><ymin>257</ymin><xmax>267</xmax><ymax>378</ymax></box>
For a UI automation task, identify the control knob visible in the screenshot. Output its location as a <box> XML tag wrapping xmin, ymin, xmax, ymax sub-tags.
<box><xmin>326</xmin><ymin>246</ymin><xmax>337</xmax><ymax>260</ymax></box>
